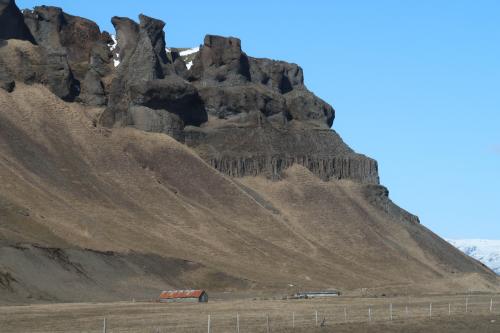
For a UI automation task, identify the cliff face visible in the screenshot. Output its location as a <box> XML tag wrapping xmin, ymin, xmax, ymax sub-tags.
<box><xmin>0</xmin><ymin>0</ymin><xmax>497</xmax><ymax>304</ymax></box>
<box><xmin>0</xmin><ymin>0</ymin><xmax>378</xmax><ymax>185</ymax></box>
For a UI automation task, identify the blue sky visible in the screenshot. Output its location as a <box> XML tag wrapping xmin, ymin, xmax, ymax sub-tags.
<box><xmin>17</xmin><ymin>0</ymin><xmax>500</xmax><ymax>239</ymax></box>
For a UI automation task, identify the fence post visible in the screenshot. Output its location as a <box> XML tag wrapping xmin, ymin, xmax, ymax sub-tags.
<box><xmin>490</xmin><ymin>298</ymin><xmax>493</xmax><ymax>313</ymax></box>
<box><xmin>344</xmin><ymin>307</ymin><xmax>347</xmax><ymax>322</ymax></box>
<box><xmin>389</xmin><ymin>303</ymin><xmax>393</xmax><ymax>321</ymax></box>
<box><xmin>208</xmin><ymin>314</ymin><xmax>211</xmax><ymax>333</ymax></box>
<box><xmin>465</xmin><ymin>296</ymin><xmax>468</xmax><ymax>313</ymax></box>
<box><xmin>292</xmin><ymin>312</ymin><xmax>295</xmax><ymax>329</ymax></box>
<box><xmin>315</xmin><ymin>310</ymin><xmax>318</xmax><ymax>327</ymax></box>
<box><xmin>266</xmin><ymin>314</ymin><xmax>270</xmax><ymax>333</ymax></box>
<box><xmin>237</xmin><ymin>312</ymin><xmax>240</xmax><ymax>333</ymax></box>
<box><xmin>449</xmin><ymin>303</ymin><xmax>451</xmax><ymax>317</ymax></box>
<box><xmin>405</xmin><ymin>305</ymin><xmax>409</xmax><ymax>318</ymax></box>
<box><xmin>429</xmin><ymin>303</ymin><xmax>432</xmax><ymax>319</ymax></box>
<box><xmin>368</xmin><ymin>307</ymin><xmax>372</xmax><ymax>322</ymax></box>
<box><xmin>103</xmin><ymin>317</ymin><xmax>106</xmax><ymax>333</ymax></box>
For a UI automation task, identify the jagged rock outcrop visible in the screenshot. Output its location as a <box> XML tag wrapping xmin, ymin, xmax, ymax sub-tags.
<box><xmin>0</xmin><ymin>39</ymin><xmax>78</xmax><ymax>100</ymax></box>
<box><xmin>284</xmin><ymin>88</ymin><xmax>334</xmax><ymax>127</ymax></box>
<box><xmin>23</xmin><ymin>5</ymin><xmax>113</xmax><ymax>105</ymax></box>
<box><xmin>97</xmin><ymin>22</ymin><xmax>376</xmax><ymax>183</ymax></box>
<box><xmin>0</xmin><ymin>0</ymin><xmax>34</xmax><ymax>90</ymax></box>
<box><xmin>0</xmin><ymin>2</ymin><xmax>114</xmax><ymax>103</ymax></box>
<box><xmin>128</xmin><ymin>106</ymin><xmax>185</xmax><ymax>141</ymax></box>
<box><xmin>100</xmin><ymin>14</ymin><xmax>201</xmax><ymax>139</ymax></box>
<box><xmin>128</xmin><ymin>77</ymin><xmax>206</xmax><ymax>126</ymax></box>
<box><xmin>23</xmin><ymin>6</ymin><xmax>103</xmax><ymax>71</ymax></box>
<box><xmin>188</xmin><ymin>35</ymin><xmax>250</xmax><ymax>84</ymax></box>
<box><xmin>0</xmin><ymin>0</ymin><xmax>378</xmax><ymax>183</ymax></box>
<box><xmin>197</xmin><ymin>85</ymin><xmax>288</xmax><ymax>119</ymax></box>
<box><xmin>248</xmin><ymin>57</ymin><xmax>304</xmax><ymax>94</ymax></box>
<box><xmin>0</xmin><ymin>0</ymin><xmax>35</xmax><ymax>42</ymax></box>
<box><xmin>182</xmin><ymin>34</ymin><xmax>374</xmax><ymax>182</ymax></box>
<box><xmin>363</xmin><ymin>185</ymin><xmax>421</xmax><ymax>224</ymax></box>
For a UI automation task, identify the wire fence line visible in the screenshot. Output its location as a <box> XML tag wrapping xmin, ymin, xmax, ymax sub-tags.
<box><xmin>2</xmin><ymin>295</ymin><xmax>500</xmax><ymax>333</ymax></box>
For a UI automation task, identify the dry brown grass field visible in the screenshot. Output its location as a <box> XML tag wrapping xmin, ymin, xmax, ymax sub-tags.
<box><xmin>1</xmin><ymin>294</ymin><xmax>500</xmax><ymax>332</ymax></box>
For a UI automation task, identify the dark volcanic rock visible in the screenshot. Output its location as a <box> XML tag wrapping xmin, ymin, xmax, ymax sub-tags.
<box><xmin>0</xmin><ymin>0</ymin><xmax>35</xmax><ymax>42</ymax></box>
<box><xmin>0</xmin><ymin>79</ymin><xmax>15</xmax><ymax>92</ymax></box>
<box><xmin>185</xmin><ymin>123</ymin><xmax>379</xmax><ymax>184</ymax></box>
<box><xmin>23</xmin><ymin>6</ymin><xmax>104</xmax><ymax>78</ymax></box>
<box><xmin>139</xmin><ymin>14</ymin><xmax>169</xmax><ymax>66</ymax></box>
<box><xmin>189</xmin><ymin>35</ymin><xmax>250</xmax><ymax>84</ymax></box>
<box><xmin>43</xmin><ymin>50</ymin><xmax>79</xmax><ymax>100</ymax></box>
<box><xmin>364</xmin><ymin>185</ymin><xmax>420</xmax><ymax>224</ymax></box>
<box><xmin>198</xmin><ymin>85</ymin><xmax>287</xmax><ymax>119</ymax></box>
<box><xmin>128</xmin><ymin>77</ymin><xmax>207</xmax><ymax>126</ymax></box>
<box><xmin>101</xmin><ymin>14</ymin><xmax>195</xmax><ymax>129</ymax></box>
<box><xmin>284</xmin><ymin>88</ymin><xmax>335</xmax><ymax>127</ymax></box>
<box><xmin>111</xmin><ymin>16</ymin><xmax>139</xmax><ymax>63</ymax></box>
<box><xmin>100</xmin><ymin>30</ymin><xmax>113</xmax><ymax>44</ymax></box>
<box><xmin>129</xmin><ymin>106</ymin><xmax>184</xmax><ymax>141</ymax></box>
<box><xmin>249</xmin><ymin>57</ymin><xmax>304</xmax><ymax>94</ymax></box>
<box><xmin>22</xmin><ymin>5</ymin><xmax>112</xmax><ymax>104</ymax></box>
<box><xmin>79</xmin><ymin>40</ymin><xmax>112</xmax><ymax>106</ymax></box>
<box><xmin>80</xmin><ymin>69</ymin><xmax>106</xmax><ymax>105</ymax></box>
<box><xmin>0</xmin><ymin>39</ymin><xmax>79</xmax><ymax>101</ymax></box>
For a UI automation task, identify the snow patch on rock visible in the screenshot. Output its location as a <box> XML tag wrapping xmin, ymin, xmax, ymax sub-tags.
<box><xmin>179</xmin><ymin>46</ymin><xmax>200</xmax><ymax>57</ymax></box>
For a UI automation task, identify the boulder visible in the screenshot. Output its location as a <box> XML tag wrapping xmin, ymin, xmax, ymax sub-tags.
<box><xmin>0</xmin><ymin>0</ymin><xmax>35</xmax><ymax>42</ymax></box>
<box><xmin>0</xmin><ymin>79</ymin><xmax>15</xmax><ymax>92</ymax></box>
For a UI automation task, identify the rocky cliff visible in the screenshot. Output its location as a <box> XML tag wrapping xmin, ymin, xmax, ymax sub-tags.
<box><xmin>0</xmin><ymin>0</ymin><xmax>380</xmax><ymax>185</ymax></box>
<box><xmin>0</xmin><ymin>0</ymin><xmax>497</xmax><ymax>303</ymax></box>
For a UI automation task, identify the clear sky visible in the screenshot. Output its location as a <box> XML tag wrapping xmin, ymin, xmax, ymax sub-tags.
<box><xmin>17</xmin><ymin>0</ymin><xmax>500</xmax><ymax>239</ymax></box>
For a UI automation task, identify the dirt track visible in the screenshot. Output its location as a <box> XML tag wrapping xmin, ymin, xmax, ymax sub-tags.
<box><xmin>1</xmin><ymin>294</ymin><xmax>500</xmax><ymax>332</ymax></box>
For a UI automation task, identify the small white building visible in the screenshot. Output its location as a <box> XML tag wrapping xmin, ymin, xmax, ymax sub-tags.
<box><xmin>294</xmin><ymin>290</ymin><xmax>340</xmax><ymax>299</ymax></box>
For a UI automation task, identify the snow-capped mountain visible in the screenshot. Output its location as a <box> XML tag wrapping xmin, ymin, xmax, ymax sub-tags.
<box><xmin>448</xmin><ymin>239</ymin><xmax>500</xmax><ymax>274</ymax></box>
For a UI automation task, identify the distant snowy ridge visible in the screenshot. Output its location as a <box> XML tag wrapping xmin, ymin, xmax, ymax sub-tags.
<box><xmin>447</xmin><ymin>239</ymin><xmax>500</xmax><ymax>274</ymax></box>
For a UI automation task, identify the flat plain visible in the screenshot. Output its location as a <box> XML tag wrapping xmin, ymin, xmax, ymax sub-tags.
<box><xmin>1</xmin><ymin>294</ymin><xmax>500</xmax><ymax>332</ymax></box>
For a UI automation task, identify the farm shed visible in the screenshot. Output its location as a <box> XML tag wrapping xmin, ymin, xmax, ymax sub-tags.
<box><xmin>294</xmin><ymin>290</ymin><xmax>340</xmax><ymax>299</ymax></box>
<box><xmin>159</xmin><ymin>290</ymin><xmax>208</xmax><ymax>303</ymax></box>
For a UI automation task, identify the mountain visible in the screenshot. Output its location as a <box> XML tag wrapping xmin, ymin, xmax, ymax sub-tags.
<box><xmin>0</xmin><ymin>0</ymin><xmax>498</xmax><ymax>304</ymax></box>
<box><xmin>448</xmin><ymin>240</ymin><xmax>500</xmax><ymax>274</ymax></box>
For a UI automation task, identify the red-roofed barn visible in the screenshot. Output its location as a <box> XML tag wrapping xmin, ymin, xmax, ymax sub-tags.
<box><xmin>159</xmin><ymin>290</ymin><xmax>208</xmax><ymax>303</ymax></box>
